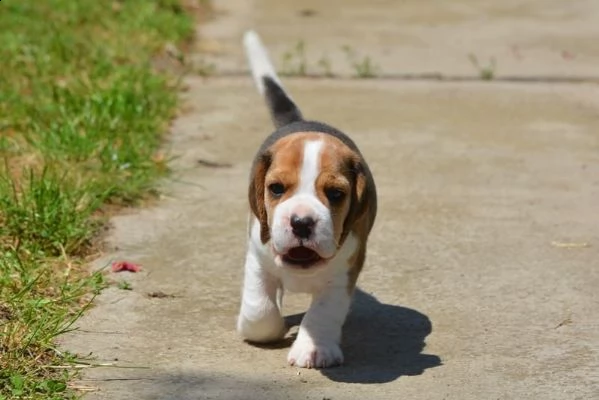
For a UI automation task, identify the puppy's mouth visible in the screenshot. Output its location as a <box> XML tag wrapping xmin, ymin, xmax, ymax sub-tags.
<box><xmin>282</xmin><ymin>246</ymin><xmax>323</xmax><ymax>268</ymax></box>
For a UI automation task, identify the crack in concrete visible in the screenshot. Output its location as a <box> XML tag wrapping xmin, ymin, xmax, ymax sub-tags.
<box><xmin>200</xmin><ymin>70</ymin><xmax>599</xmax><ymax>84</ymax></box>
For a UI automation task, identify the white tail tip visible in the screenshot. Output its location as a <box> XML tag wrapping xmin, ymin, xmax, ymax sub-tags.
<box><xmin>243</xmin><ymin>30</ymin><xmax>283</xmax><ymax>94</ymax></box>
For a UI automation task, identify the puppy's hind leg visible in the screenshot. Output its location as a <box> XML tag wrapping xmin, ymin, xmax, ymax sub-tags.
<box><xmin>237</xmin><ymin>251</ymin><xmax>286</xmax><ymax>343</ymax></box>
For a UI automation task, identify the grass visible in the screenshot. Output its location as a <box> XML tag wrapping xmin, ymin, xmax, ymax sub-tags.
<box><xmin>278</xmin><ymin>40</ymin><xmax>380</xmax><ymax>78</ymax></box>
<box><xmin>468</xmin><ymin>53</ymin><xmax>497</xmax><ymax>81</ymax></box>
<box><xmin>281</xmin><ymin>40</ymin><xmax>309</xmax><ymax>77</ymax></box>
<box><xmin>0</xmin><ymin>0</ymin><xmax>197</xmax><ymax>398</ymax></box>
<box><xmin>342</xmin><ymin>45</ymin><xmax>380</xmax><ymax>78</ymax></box>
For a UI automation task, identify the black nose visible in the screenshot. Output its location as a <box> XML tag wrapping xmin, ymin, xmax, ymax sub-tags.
<box><xmin>290</xmin><ymin>215</ymin><xmax>315</xmax><ymax>239</ymax></box>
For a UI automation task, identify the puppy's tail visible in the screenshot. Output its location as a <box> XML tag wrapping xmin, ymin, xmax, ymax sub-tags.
<box><xmin>243</xmin><ymin>30</ymin><xmax>303</xmax><ymax>128</ymax></box>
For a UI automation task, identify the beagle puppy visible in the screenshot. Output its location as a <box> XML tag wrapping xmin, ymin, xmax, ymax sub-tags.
<box><xmin>237</xmin><ymin>31</ymin><xmax>377</xmax><ymax>368</ymax></box>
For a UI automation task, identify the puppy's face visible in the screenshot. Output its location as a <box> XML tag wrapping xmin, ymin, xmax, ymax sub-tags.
<box><xmin>249</xmin><ymin>132</ymin><xmax>367</xmax><ymax>271</ymax></box>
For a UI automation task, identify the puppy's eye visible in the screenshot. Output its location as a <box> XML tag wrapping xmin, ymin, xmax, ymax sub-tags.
<box><xmin>268</xmin><ymin>183</ymin><xmax>285</xmax><ymax>197</ymax></box>
<box><xmin>325</xmin><ymin>188</ymin><xmax>345</xmax><ymax>203</ymax></box>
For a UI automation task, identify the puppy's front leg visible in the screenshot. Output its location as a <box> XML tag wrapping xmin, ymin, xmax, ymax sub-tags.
<box><xmin>237</xmin><ymin>251</ymin><xmax>286</xmax><ymax>343</ymax></box>
<box><xmin>287</xmin><ymin>277</ymin><xmax>351</xmax><ymax>368</ymax></box>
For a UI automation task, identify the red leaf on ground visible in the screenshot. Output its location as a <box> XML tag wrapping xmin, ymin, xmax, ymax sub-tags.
<box><xmin>111</xmin><ymin>261</ymin><xmax>142</xmax><ymax>273</ymax></box>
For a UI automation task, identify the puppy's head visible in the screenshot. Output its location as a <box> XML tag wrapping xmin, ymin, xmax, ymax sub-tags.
<box><xmin>249</xmin><ymin>132</ymin><xmax>369</xmax><ymax>271</ymax></box>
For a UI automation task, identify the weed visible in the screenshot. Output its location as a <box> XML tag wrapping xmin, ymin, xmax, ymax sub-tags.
<box><xmin>117</xmin><ymin>281</ymin><xmax>133</xmax><ymax>291</ymax></box>
<box><xmin>281</xmin><ymin>40</ymin><xmax>309</xmax><ymax>76</ymax></box>
<box><xmin>195</xmin><ymin>58</ymin><xmax>217</xmax><ymax>77</ymax></box>
<box><xmin>342</xmin><ymin>45</ymin><xmax>380</xmax><ymax>78</ymax></box>
<box><xmin>277</xmin><ymin>40</ymin><xmax>382</xmax><ymax>78</ymax></box>
<box><xmin>468</xmin><ymin>53</ymin><xmax>497</xmax><ymax>81</ymax></box>
<box><xmin>317</xmin><ymin>55</ymin><xmax>335</xmax><ymax>78</ymax></box>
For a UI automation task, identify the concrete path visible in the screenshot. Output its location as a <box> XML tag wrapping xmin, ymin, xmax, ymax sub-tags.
<box><xmin>62</xmin><ymin>1</ymin><xmax>599</xmax><ymax>399</ymax></box>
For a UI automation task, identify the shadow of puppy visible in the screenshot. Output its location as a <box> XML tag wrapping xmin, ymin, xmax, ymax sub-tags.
<box><xmin>282</xmin><ymin>288</ymin><xmax>441</xmax><ymax>383</ymax></box>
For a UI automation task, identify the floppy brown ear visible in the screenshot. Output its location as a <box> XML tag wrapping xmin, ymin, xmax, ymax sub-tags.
<box><xmin>342</xmin><ymin>158</ymin><xmax>370</xmax><ymax>240</ymax></box>
<box><xmin>248</xmin><ymin>152</ymin><xmax>272</xmax><ymax>243</ymax></box>
<box><xmin>352</xmin><ymin>160</ymin><xmax>369</xmax><ymax>219</ymax></box>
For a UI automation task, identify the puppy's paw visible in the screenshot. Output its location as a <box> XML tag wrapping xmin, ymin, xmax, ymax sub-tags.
<box><xmin>287</xmin><ymin>339</ymin><xmax>343</xmax><ymax>368</ymax></box>
<box><xmin>237</xmin><ymin>314</ymin><xmax>286</xmax><ymax>343</ymax></box>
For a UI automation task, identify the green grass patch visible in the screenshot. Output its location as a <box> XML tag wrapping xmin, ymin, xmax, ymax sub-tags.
<box><xmin>0</xmin><ymin>1</ymin><xmax>197</xmax><ymax>398</ymax></box>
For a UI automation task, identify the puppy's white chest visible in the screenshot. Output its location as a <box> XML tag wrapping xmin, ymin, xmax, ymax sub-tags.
<box><xmin>279</xmin><ymin>268</ymin><xmax>338</xmax><ymax>294</ymax></box>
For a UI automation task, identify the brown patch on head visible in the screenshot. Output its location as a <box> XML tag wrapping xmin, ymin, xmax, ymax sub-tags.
<box><xmin>315</xmin><ymin>136</ymin><xmax>372</xmax><ymax>247</ymax></box>
<box><xmin>249</xmin><ymin>133</ymin><xmax>313</xmax><ymax>243</ymax></box>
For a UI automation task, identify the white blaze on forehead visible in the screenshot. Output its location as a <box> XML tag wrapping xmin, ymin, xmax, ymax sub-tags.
<box><xmin>298</xmin><ymin>140</ymin><xmax>323</xmax><ymax>195</ymax></box>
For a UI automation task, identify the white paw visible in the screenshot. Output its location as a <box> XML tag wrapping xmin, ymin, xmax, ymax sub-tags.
<box><xmin>287</xmin><ymin>339</ymin><xmax>343</xmax><ymax>369</ymax></box>
<box><xmin>237</xmin><ymin>314</ymin><xmax>286</xmax><ymax>343</ymax></box>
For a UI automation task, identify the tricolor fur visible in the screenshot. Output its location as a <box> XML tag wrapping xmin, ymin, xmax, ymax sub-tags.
<box><xmin>237</xmin><ymin>31</ymin><xmax>377</xmax><ymax>368</ymax></box>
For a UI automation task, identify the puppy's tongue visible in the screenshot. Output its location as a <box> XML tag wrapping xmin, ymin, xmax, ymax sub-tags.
<box><xmin>286</xmin><ymin>247</ymin><xmax>320</xmax><ymax>262</ymax></box>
